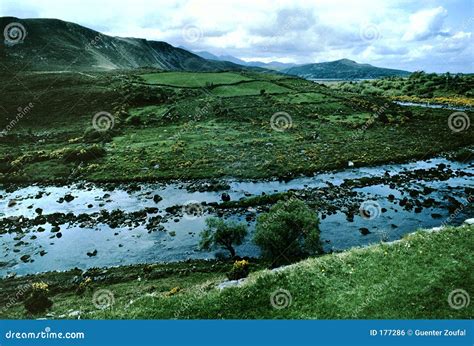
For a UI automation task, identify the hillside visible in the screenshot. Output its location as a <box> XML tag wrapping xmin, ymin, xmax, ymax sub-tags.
<box><xmin>0</xmin><ymin>17</ymin><xmax>247</xmax><ymax>72</ymax></box>
<box><xmin>1</xmin><ymin>225</ymin><xmax>472</xmax><ymax>318</ymax></box>
<box><xmin>282</xmin><ymin>59</ymin><xmax>410</xmax><ymax>79</ymax></box>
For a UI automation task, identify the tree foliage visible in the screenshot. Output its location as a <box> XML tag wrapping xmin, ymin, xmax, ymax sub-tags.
<box><xmin>199</xmin><ymin>218</ymin><xmax>248</xmax><ymax>258</ymax></box>
<box><xmin>254</xmin><ymin>199</ymin><xmax>321</xmax><ymax>264</ymax></box>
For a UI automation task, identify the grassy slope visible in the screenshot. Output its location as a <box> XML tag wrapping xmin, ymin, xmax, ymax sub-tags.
<box><xmin>2</xmin><ymin>225</ymin><xmax>472</xmax><ymax>319</ymax></box>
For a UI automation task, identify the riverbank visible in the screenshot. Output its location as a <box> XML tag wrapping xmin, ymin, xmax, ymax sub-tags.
<box><xmin>1</xmin><ymin>224</ymin><xmax>472</xmax><ymax>319</ymax></box>
<box><xmin>1</xmin><ymin>155</ymin><xmax>472</xmax><ymax>276</ymax></box>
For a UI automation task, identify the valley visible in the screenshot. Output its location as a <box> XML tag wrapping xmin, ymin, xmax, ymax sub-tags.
<box><xmin>0</xmin><ymin>16</ymin><xmax>472</xmax><ymax>321</ymax></box>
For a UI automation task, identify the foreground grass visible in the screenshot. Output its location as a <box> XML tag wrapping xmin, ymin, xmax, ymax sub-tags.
<box><xmin>2</xmin><ymin>225</ymin><xmax>472</xmax><ymax>319</ymax></box>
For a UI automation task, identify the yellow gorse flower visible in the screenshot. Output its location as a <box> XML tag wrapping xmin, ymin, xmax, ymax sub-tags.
<box><xmin>233</xmin><ymin>259</ymin><xmax>249</xmax><ymax>269</ymax></box>
<box><xmin>32</xmin><ymin>282</ymin><xmax>49</xmax><ymax>292</ymax></box>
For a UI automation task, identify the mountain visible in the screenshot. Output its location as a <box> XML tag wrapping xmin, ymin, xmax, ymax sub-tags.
<box><xmin>193</xmin><ymin>50</ymin><xmax>296</xmax><ymax>71</ymax></box>
<box><xmin>0</xmin><ymin>17</ymin><xmax>250</xmax><ymax>72</ymax></box>
<box><xmin>282</xmin><ymin>59</ymin><xmax>410</xmax><ymax>79</ymax></box>
<box><xmin>245</xmin><ymin>60</ymin><xmax>297</xmax><ymax>71</ymax></box>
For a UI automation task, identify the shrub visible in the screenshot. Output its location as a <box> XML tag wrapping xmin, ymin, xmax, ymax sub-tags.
<box><xmin>75</xmin><ymin>277</ymin><xmax>92</xmax><ymax>295</ymax></box>
<box><xmin>254</xmin><ymin>198</ymin><xmax>321</xmax><ymax>264</ymax></box>
<box><xmin>59</xmin><ymin>145</ymin><xmax>106</xmax><ymax>162</ymax></box>
<box><xmin>83</xmin><ymin>126</ymin><xmax>116</xmax><ymax>143</ymax></box>
<box><xmin>126</xmin><ymin>114</ymin><xmax>143</xmax><ymax>125</ymax></box>
<box><xmin>24</xmin><ymin>282</ymin><xmax>53</xmax><ymax>314</ymax></box>
<box><xmin>227</xmin><ymin>259</ymin><xmax>250</xmax><ymax>280</ymax></box>
<box><xmin>199</xmin><ymin>218</ymin><xmax>248</xmax><ymax>258</ymax></box>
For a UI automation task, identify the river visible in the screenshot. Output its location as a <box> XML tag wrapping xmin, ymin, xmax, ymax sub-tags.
<box><xmin>0</xmin><ymin>157</ymin><xmax>472</xmax><ymax>277</ymax></box>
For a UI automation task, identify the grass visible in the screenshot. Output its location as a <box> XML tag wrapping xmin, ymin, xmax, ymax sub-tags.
<box><xmin>140</xmin><ymin>71</ymin><xmax>252</xmax><ymax>87</ymax></box>
<box><xmin>211</xmin><ymin>81</ymin><xmax>291</xmax><ymax>96</ymax></box>
<box><xmin>0</xmin><ymin>70</ymin><xmax>472</xmax><ymax>183</ymax></box>
<box><xmin>1</xmin><ymin>225</ymin><xmax>472</xmax><ymax>319</ymax></box>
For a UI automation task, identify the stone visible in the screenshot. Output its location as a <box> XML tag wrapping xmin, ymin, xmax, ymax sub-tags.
<box><xmin>464</xmin><ymin>218</ymin><xmax>474</xmax><ymax>225</ymax></box>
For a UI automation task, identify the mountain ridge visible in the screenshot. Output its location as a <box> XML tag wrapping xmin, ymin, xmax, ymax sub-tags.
<box><xmin>0</xmin><ymin>17</ymin><xmax>253</xmax><ymax>72</ymax></box>
<box><xmin>282</xmin><ymin>58</ymin><xmax>411</xmax><ymax>79</ymax></box>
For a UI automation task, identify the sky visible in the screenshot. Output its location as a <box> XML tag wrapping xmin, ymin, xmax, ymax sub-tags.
<box><xmin>1</xmin><ymin>0</ymin><xmax>473</xmax><ymax>72</ymax></box>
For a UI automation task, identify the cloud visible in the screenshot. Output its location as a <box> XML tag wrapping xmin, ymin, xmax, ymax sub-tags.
<box><xmin>403</xmin><ymin>6</ymin><xmax>449</xmax><ymax>41</ymax></box>
<box><xmin>0</xmin><ymin>0</ymin><xmax>472</xmax><ymax>72</ymax></box>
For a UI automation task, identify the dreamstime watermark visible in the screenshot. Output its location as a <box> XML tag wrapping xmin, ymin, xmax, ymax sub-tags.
<box><xmin>359</xmin><ymin>23</ymin><xmax>381</xmax><ymax>43</ymax></box>
<box><xmin>448</xmin><ymin>112</ymin><xmax>470</xmax><ymax>132</ymax></box>
<box><xmin>352</xmin><ymin>102</ymin><xmax>389</xmax><ymax>139</ymax></box>
<box><xmin>182</xmin><ymin>25</ymin><xmax>203</xmax><ymax>43</ymax></box>
<box><xmin>359</xmin><ymin>200</ymin><xmax>381</xmax><ymax>220</ymax></box>
<box><xmin>85</xmin><ymin>33</ymin><xmax>104</xmax><ymax>49</ymax></box>
<box><xmin>260</xmin><ymin>196</ymin><xmax>300</xmax><ymax>230</ymax></box>
<box><xmin>270</xmin><ymin>111</ymin><xmax>293</xmax><ymax>132</ymax></box>
<box><xmin>0</xmin><ymin>102</ymin><xmax>35</xmax><ymax>137</ymax></box>
<box><xmin>441</xmin><ymin>195</ymin><xmax>473</xmax><ymax>227</ymax></box>
<box><xmin>4</xmin><ymin>22</ymin><xmax>27</xmax><ymax>45</ymax></box>
<box><xmin>0</xmin><ymin>283</ymin><xmax>32</xmax><ymax>314</ymax></box>
<box><xmin>4</xmin><ymin>327</ymin><xmax>85</xmax><ymax>340</ymax></box>
<box><xmin>92</xmin><ymin>111</ymin><xmax>115</xmax><ymax>132</ymax></box>
<box><xmin>270</xmin><ymin>288</ymin><xmax>292</xmax><ymax>309</ymax></box>
<box><xmin>182</xmin><ymin>200</ymin><xmax>205</xmax><ymax>220</ymax></box>
<box><xmin>448</xmin><ymin>289</ymin><xmax>470</xmax><ymax>310</ymax></box>
<box><xmin>92</xmin><ymin>289</ymin><xmax>115</xmax><ymax>309</ymax></box>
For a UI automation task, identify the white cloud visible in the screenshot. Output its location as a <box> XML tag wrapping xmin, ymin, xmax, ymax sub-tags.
<box><xmin>0</xmin><ymin>0</ymin><xmax>472</xmax><ymax>72</ymax></box>
<box><xmin>402</xmin><ymin>6</ymin><xmax>449</xmax><ymax>41</ymax></box>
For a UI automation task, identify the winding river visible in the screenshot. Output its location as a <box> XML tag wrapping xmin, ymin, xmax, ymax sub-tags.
<box><xmin>0</xmin><ymin>156</ymin><xmax>472</xmax><ymax>277</ymax></box>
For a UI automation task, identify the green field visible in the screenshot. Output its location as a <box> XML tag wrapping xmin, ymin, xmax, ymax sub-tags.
<box><xmin>1</xmin><ymin>225</ymin><xmax>471</xmax><ymax>319</ymax></box>
<box><xmin>211</xmin><ymin>81</ymin><xmax>291</xmax><ymax>96</ymax></box>
<box><xmin>0</xmin><ymin>70</ymin><xmax>472</xmax><ymax>183</ymax></box>
<box><xmin>140</xmin><ymin>71</ymin><xmax>252</xmax><ymax>87</ymax></box>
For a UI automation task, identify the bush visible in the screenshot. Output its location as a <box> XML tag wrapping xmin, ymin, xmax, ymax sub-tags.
<box><xmin>54</xmin><ymin>145</ymin><xmax>106</xmax><ymax>162</ymax></box>
<box><xmin>24</xmin><ymin>282</ymin><xmax>53</xmax><ymax>314</ymax></box>
<box><xmin>199</xmin><ymin>218</ymin><xmax>248</xmax><ymax>258</ymax></box>
<box><xmin>254</xmin><ymin>198</ymin><xmax>321</xmax><ymax>264</ymax></box>
<box><xmin>83</xmin><ymin>126</ymin><xmax>116</xmax><ymax>143</ymax></box>
<box><xmin>125</xmin><ymin>114</ymin><xmax>143</xmax><ymax>125</ymax></box>
<box><xmin>227</xmin><ymin>259</ymin><xmax>250</xmax><ymax>280</ymax></box>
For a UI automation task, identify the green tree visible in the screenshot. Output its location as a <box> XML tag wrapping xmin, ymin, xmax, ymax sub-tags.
<box><xmin>199</xmin><ymin>218</ymin><xmax>248</xmax><ymax>258</ymax></box>
<box><xmin>254</xmin><ymin>198</ymin><xmax>321</xmax><ymax>264</ymax></box>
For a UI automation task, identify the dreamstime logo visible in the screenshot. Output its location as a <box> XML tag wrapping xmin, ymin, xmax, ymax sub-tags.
<box><xmin>359</xmin><ymin>200</ymin><xmax>381</xmax><ymax>220</ymax></box>
<box><xmin>270</xmin><ymin>112</ymin><xmax>293</xmax><ymax>132</ymax></box>
<box><xmin>92</xmin><ymin>111</ymin><xmax>115</xmax><ymax>132</ymax></box>
<box><xmin>0</xmin><ymin>102</ymin><xmax>34</xmax><ymax>137</ymax></box>
<box><xmin>448</xmin><ymin>289</ymin><xmax>470</xmax><ymax>310</ymax></box>
<box><xmin>448</xmin><ymin>112</ymin><xmax>470</xmax><ymax>132</ymax></box>
<box><xmin>182</xmin><ymin>25</ymin><xmax>203</xmax><ymax>43</ymax></box>
<box><xmin>359</xmin><ymin>24</ymin><xmax>381</xmax><ymax>43</ymax></box>
<box><xmin>4</xmin><ymin>22</ymin><xmax>27</xmax><ymax>45</ymax></box>
<box><xmin>92</xmin><ymin>289</ymin><xmax>115</xmax><ymax>309</ymax></box>
<box><xmin>182</xmin><ymin>200</ymin><xmax>204</xmax><ymax>220</ymax></box>
<box><xmin>270</xmin><ymin>289</ymin><xmax>292</xmax><ymax>309</ymax></box>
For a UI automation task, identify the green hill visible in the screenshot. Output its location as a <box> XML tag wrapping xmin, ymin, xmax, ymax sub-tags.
<box><xmin>282</xmin><ymin>59</ymin><xmax>410</xmax><ymax>79</ymax></box>
<box><xmin>0</xmin><ymin>17</ymin><xmax>249</xmax><ymax>72</ymax></box>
